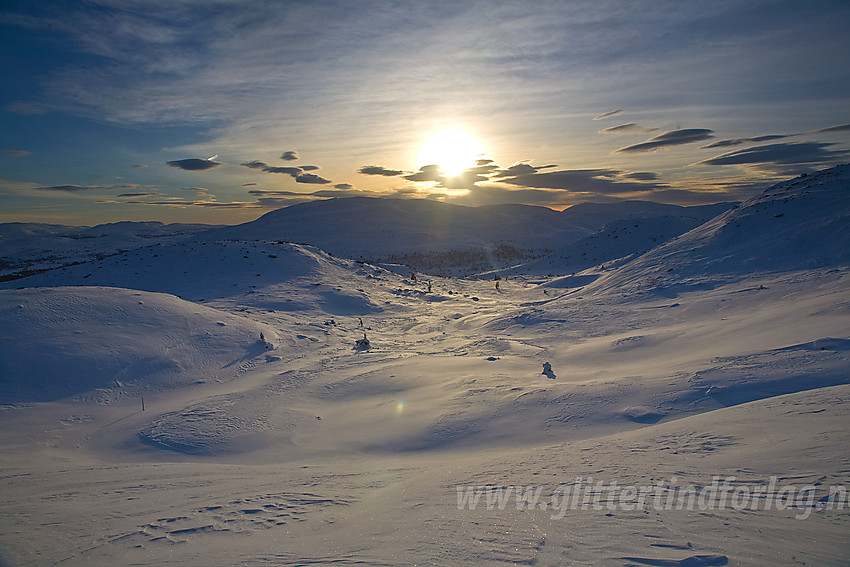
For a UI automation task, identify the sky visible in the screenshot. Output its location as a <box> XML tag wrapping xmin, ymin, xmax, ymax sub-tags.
<box><xmin>1</xmin><ymin>0</ymin><xmax>849</xmax><ymax>225</ymax></box>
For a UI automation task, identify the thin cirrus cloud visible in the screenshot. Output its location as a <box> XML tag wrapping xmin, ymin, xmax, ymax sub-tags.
<box><xmin>37</xmin><ymin>183</ymin><xmax>138</xmax><ymax>192</ymax></box>
<box><xmin>117</xmin><ymin>192</ymin><xmax>158</xmax><ymax>197</ymax></box>
<box><xmin>2</xmin><ymin>149</ymin><xmax>31</xmax><ymax>157</ymax></box>
<box><xmin>698</xmin><ymin>141</ymin><xmax>849</xmax><ymax>169</ymax></box>
<box><xmin>702</xmin><ymin>124</ymin><xmax>850</xmax><ymax>149</ymax></box>
<box><xmin>500</xmin><ymin>169</ymin><xmax>666</xmax><ymax>194</ymax></box>
<box><xmin>812</xmin><ymin>124</ymin><xmax>850</xmax><ymax>134</ymax></box>
<box><xmin>616</xmin><ymin>129</ymin><xmax>715</xmax><ymax>153</ymax></box>
<box><xmin>166</xmin><ymin>158</ymin><xmax>221</xmax><ymax>171</ymax></box>
<box><xmin>702</xmin><ymin>135</ymin><xmax>789</xmax><ymax>149</ymax></box>
<box><xmin>491</xmin><ymin>163</ymin><xmax>558</xmax><ymax>178</ymax></box>
<box><xmin>598</xmin><ymin>123</ymin><xmax>658</xmax><ymax>135</ymax></box>
<box><xmin>37</xmin><ymin>184</ymin><xmax>101</xmax><ymax>192</ymax></box>
<box><xmin>593</xmin><ymin>109</ymin><xmax>623</xmax><ymax>120</ymax></box>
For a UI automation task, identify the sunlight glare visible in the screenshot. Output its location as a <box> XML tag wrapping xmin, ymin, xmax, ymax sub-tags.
<box><xmin>419</xmin><ymin>130</ymin><xmax>484</xmax><ymax>177</ymax></box>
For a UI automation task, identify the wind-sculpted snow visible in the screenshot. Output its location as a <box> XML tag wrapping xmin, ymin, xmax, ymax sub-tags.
<box><xmin>0</xmin><ymin>287</ymin><xmax>280</xmax><ymax>403</ymax></box>
<box><xmin>584</xmin><ymin>165</ymin><xmax>850</xmax><ymax>297</ymax></box>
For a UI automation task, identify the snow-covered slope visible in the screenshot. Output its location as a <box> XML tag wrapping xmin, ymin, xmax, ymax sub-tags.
<box><xmin>0</xmin><ymin>221</ymin><xmax>219</xmax><ymax>279</ymax></box>
<box><xmin>558</xmin><ymin>200</ymin><xmax>733</xmax><ymax>231</ymax></box>
<box><xmin>584</xmin><ymin>164</ymin><xmax>850</xmax><ymax>296</ymax></box>
<box><xmin>0</xmin><ymin>239</ymin><xmax>391</xmax><ymax>314</ymax></box>
<box><xmin>504</xmin><ymin>214</ymin><xmax>721</xmax><ymax>276</ymax></box>
<box><xmin>0</xmin><ymin>286</ymin><xmax>280</xmax><ymax>403</ymax></box>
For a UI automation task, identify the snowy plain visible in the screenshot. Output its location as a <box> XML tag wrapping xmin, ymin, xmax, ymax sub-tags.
<box><xmin>1</xmin><ymin>166</ymin><xmax>849</xmax><ymax>565</ymax></box>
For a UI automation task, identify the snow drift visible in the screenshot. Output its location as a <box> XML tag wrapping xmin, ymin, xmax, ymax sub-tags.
<box><xmin>585</xmin><ymin>164</ymin><xmax>850</xmax><ymax>296</ymax></box>
<box><xmin>0</xmin><ymin>286</ymin><xmax>279</xmax><ymax>403</ymax></box>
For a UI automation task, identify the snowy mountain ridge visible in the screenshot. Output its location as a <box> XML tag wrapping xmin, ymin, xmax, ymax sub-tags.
<box><xmin>583</xmin><ymin>164</ymin><xmax>850</xmax><ymax>297</ymax></box>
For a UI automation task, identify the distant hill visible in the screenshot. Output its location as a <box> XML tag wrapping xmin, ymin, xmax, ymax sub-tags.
<box><xmin>0</xmin><ymin>221</ymin><xmax>220</xmax><ymax>280</ymax></box>
<box><xmin>196</xmin><ymin>197</ymin><xmax>585</xmax><ymax>257</ymax></box>
<box><xmin>196</xmin><ymin>197</ymin><xmax>736</xmax><ymax>274</ymax></box>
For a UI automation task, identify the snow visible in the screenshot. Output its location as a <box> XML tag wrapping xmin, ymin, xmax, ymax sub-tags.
<box><xmin>1</xmin><ymin>166</ymin><xmax>849</xmax><ymax>565</ymax></box>
<box><xmin>0</xmin><ymin>221</ymin><xmax>219</xmax><ymax>280</ymax></box>
<box><xmin>192</xmin><ymin>197</ymin><xmax>736</xmax><ymax>275</ymax></box>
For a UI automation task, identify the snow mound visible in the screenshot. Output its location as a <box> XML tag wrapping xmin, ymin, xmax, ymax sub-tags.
<box><xmin>0</xmin><ymin>240</ymin><xmax>385</xmax><ymax>314</ymax></box>
<box><xmin>138</xmin><ymin>394</ymin><xmax>271</xmax><ymax>456</ymax></box>
<box><xmin>586</xmin><ymin>164</ymin><xmax>850</xmax><ymax>296</ymax></box>
<box><xmin>0</xmin><ymin>287</ymin><xmax>280</xmax><ymax>403</ymax></box>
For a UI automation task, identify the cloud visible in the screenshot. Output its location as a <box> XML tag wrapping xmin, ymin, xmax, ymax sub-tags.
<box><xmin>132</xmin><ymin>163</ymin><xmax>148</xmax><ymax>168</ymax></box>
<box><xmin>623</xmin><ymin>171</ymin><xmax>660</xmax><ymax>181</ymax></box>
<box><xmin>294</xmin><ymin>173</ymin><xmax>331</xmax><ymax>184</ymax></box>
<box><xmin>37</xmin><ymin>184</ymin><xmax>102</xmax><ymax>192</ymax></box>
<box><xmin>702</xmin><ymin>134</ymin><xmax>788</xmax><ymax>149</ymax></box>
<box><xmin>598</xmin><ymin>123</ymin><xmax>658</xmax><ymax>135</ymax></box>
<box><xmin>334</xmin><ymin>183</ymin><xmax>353</xmax><ymax>190</ymax></box>
<box><xmin>813</xmin><ymin>124</ymin><xmax>850</xmax><ymax>134</ymax></box>
<box><xmin>122</xmin><ymin>199</ymin><xmax>259</xmax><ymax>209</ymax></box>
<box><xmin>701</xmin><ymin>124</ymin><xmax>849</xmax><ymax>151</ymax></box>
<box><xmin>403</xmin><ymin>164</ymin><xmax>444</xmax><ymax>183</ymax></box>
<box><xmin>117</xmin><ymin>192</ymin><xmax>158</xmax><ymax>197</ymax></box>
<box><xmin>359</xmin><ymin>165</ymin><xmax>405</xmax><ymax>176</ymax></box>
<box><xmin>247</xmin><ymin>189</ymin><xmax>305</xmax><ymax>197</ymax></box>
<box><xmin>243</xmin><ymin>160</ymin><xmax>320</xmax><ymax>177</ymax></box>
<box><xmin>241</xmin><ymin>160</ymin><xmax>269</xmax><ymax>169</ymax></box>
<box><xmin>5</xmin><ymin>101</ymin><xmax>46</xmax><ymax>115</ymax></box>
<box><xmin>500</xmin><ymin>168</ymin><xmax>666</xmax><ymax>194</ymax></box>
<box><xmin>698</xmin><ymin>141</ymin><xmax>849</xmax><ymax>170</ymax></box>
<box><xmin>491</xmin><ymin>163</ymin><xmax>557</xmax><ymax>178</ymax></box>
<box><xmin>263</xmin><ymin>166</ymin><xmax>302</xmax><ymax>175</ymax></box>
<box><xmin>166</xmin><ymin>158</ymin><xmax>221</xmax><ymax>171</ymax></box>
<box><xmin>36</xmin><ymin>183</ymin><xmax>141</xmax><ymax>193</ymax></box>
<box><xmin>242</xmin><ymin>182</ymin><xmax>258</xmax><ymax>186</ymax></box>
<box><xmin>465</xmin><ymin>162</ymin><xmax>500</xmax><ymax>176</ymax></box>
<box><xmin>593</xmin><ymin>109</ymin><xmax>624</xmax><ymax>120</ymax></box>
<box><xmin>280</xmin><ymin>150</ymin><xmax>299</xmax><ymax>161</ymax></box>
<box><xmin>2</xmin><ymin>149</ymin><xmax>30</xmax><ymax>157</ymax></box>
<box><xmin>616</xmin><ymin>129</ymin><xmax>715</xmax><ymax>153</ymax></box>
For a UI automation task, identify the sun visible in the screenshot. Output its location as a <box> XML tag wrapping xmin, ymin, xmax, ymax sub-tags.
<box><xmin>418</xmin><ymin>129</ymin><xmax>485</xmax><ymax>177</ymax></box>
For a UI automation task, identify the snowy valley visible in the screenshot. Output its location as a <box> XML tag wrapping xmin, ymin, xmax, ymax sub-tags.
<box><xmin>1</xmin><ymin>166</ymin><xmax>849</xmax><ymax>566</ymax></box>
